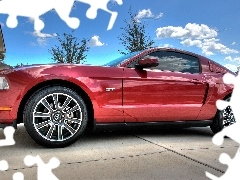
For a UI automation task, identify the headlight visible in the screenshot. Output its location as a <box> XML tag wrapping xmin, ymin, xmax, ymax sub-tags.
<box><xmin>0</xmin><ymin>77</ymin><xmax>9</xmax><ymax>90</ymax></box>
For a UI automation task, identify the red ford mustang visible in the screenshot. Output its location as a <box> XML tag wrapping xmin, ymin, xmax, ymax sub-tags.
<box><xmin>0</xmin><ymin>48</ymin><xmax>236</xmax><ymax>148</ymax></box>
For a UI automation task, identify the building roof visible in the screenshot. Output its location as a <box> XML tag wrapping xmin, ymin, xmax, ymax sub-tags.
<box><xmin>0</xmin><ymin>24</ymin><xmax>6</xmax><ymax>54</ymax></box>
<box><xmin>0</xmin><ymin>62</ymin><xmax>11</xmax><ymax>70</ymax></box>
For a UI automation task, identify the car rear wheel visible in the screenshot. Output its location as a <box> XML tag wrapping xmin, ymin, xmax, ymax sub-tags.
<box><xmin>210</xmin><ymin>97</ymin><xmax>235</xmax><ymax>134</ymax></box>
<box><xmin>23</xmin><ymin>86</ymin><xmax>88</xmax><ymax>148</ymax></box>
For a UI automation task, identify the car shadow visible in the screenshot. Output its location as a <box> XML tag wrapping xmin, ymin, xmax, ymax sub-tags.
<box><xmin>0</xmin><ymin>124</ymin><xmax>214</xmax><ymax>149</ymax></box>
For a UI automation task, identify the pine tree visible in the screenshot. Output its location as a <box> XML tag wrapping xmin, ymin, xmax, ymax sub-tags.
<box><xmin>118</xmin><ymin>7</ymin><xmax>155</xmax><ymax>55</ymax></box>
<box><xmin>49</xmin><ymin>31</ymin><xmax>89</xmax><ymax>64</ymax></box>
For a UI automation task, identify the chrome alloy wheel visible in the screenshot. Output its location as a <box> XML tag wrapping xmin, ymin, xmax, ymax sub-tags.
<box><xmin>33</xmin><ymin>93</ymin><xmax>83</xmax><ymax>142</ymax></box>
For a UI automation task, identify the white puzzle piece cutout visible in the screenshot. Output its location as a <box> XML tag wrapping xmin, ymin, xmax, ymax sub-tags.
<box><xmin>0</xmin><ymin>0</ymin><xmax>123</xmax><ymax>30</ymax></box>
<box><xmin>0</xmin><ymin>0</ymin><xmax>79</xmax><ymax>30</ymax></box>
<box><xmin>206</xmin><ymin>149</ymin><xmax>240</xmax><ymax>180</ymax></box>
<box><xmin>12</xmin><ymin>172</ymin><xmax>24</xmax><ymax>180</ymax></box>
<box><xmin>0</xmin><ymin>126</ymin><xmax>15</xmax><ymax>146</ymax></box>
<box><xmin>0</xmin><ymin>160</ymin><xmax>24</xmax><ymax>180</ymax></box>
<box><xmin>0</xmin><ymin>160</ymin><xmax>8</xmax><ymax>171</ymax></box>
<box><xmin>24</xmin><ymin>155</ymin><xmax>60</xmax><ymax>180</ymax></box>
<box><xmin>0</xmin><ymin>153</ymin><xmax>60</xmax><ymax>180</ymax></box>
<box><xmin>77</xmin><ymin>0</ymin><xmax>123</xmax><ymax>30</ymax></box>
<box><xmin>206</xmin><ymin>72</ymin><xmax>240</xmax><ymax>179</ymax></box>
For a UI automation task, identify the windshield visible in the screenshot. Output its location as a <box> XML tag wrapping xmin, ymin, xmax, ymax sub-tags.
<box><xmin>103</xmin><ymin>51</ymin><xmax>142</xmax><ymax>67</ymax></box>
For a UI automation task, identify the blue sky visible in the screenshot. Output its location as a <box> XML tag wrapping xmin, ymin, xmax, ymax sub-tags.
<box><xmin>0</xmin><ymin>0</ymin><xmax>240</xmax><ymax>71</ymax></box>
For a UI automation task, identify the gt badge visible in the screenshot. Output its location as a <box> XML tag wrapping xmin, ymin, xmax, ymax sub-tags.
<box><xmin>106</xmin><ymin>88</ymin><xmax>115</xmax><ymax>92</ymax></box>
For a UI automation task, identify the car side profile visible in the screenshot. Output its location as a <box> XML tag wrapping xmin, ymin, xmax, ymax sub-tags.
<box><xmin>0</xmin><ymin>47</ymin><xmax>236</xmax><ymax>148</ymax></box>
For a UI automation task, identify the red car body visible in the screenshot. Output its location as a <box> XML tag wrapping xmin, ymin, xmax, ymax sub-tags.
<box><xmin>0</xmin><ymin>47</ymin><xmax>235</xmax><ymax>147</ymax></box>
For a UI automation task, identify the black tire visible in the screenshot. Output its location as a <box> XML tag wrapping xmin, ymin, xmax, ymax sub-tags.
<box><xmin>23</xmin><ymin>86</ymin><xmax>88</xmax><ymax>148</ymax></box>
<box><xmin>210</xmin><ymin>97</ymin><xmax>235</xmax><ymax>134</ymax></box>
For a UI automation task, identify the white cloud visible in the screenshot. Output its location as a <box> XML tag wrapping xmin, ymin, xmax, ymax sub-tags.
<box><xmin>155</xmin><ymin>13</ymin><xmax>164</xmax><ymax>19</ymax></box>
<box><xmin>224</xmin><ymin>56</ymin><xmax>240</xmax><ymax>63</ymax></box>
<box><xmin>225</xmin><ymin>56</ymin><xmax>232</xmax><ymax>61</ymax></box>
<box><xmin>201</xmin><ymin>38</ymin><xmax>239</xmax><ymax>55</ymax></box>
<box><xmin>31</xmin><ymin>30</ymin><xmax>57</xmax><ymax>46</ymax></box>
<box><xmin>224</xmin><ymin>64</ymin><xmax>238</xmax><ymax>72</ymax></box>
<box><xmin>32</xmin><ymin>31</ymin><xmax>57</xmax><ymax>38</ymax></box>
<box><xmin>28</xmin><ymin>17</ymin><xmax>35</xmax><ymax>24</ymax></box>
<box><xmin>30</xmin><ymin>42</ymin><xmax>37</xmax><ymax>46</ymax></box>
<box><xmin>135</xmin><ymin>9</ymin><xmax>154</xmax><ymax>20</ymax></box>
<box><xmin>135</xmin><ymin>9</ymin><xmax>163</xmax><ymax>22</ymax></box>
<box><xmin>163</xmin><ymin>44</ymin><xmax>173</xmax><ymax>48</ymax></box>
<box><xmin>156</xmin><ymin>23</ymin><xmax>238</xmax><ymax>56</ymax></box>
<box><xmin>180</xmin><ymin>39</ymin><xmax>202</xmax><ymax>48</ymax></box>
<box><xmin>89</xmin><ymin>35</ymin><xmax>104</xmax><ymax>47</ymax></box>
<box><xmin>36</xmin><ymin>38</ymin><xmax>47</xmax><ymax>46</ymax></box>
<box><xmin>156</xmin><ymin>23</ymin><xmax>218</xmax><ymax>40</ymax></box>
<box><xmin>156</xmin><ymin>44</ymin><xmax>174</xmax><ymax>48</ymax></box>
<box><xmin>231</xmin><ymin>41</ymin><xmax>236</xmax><ymax>46</ymax></box>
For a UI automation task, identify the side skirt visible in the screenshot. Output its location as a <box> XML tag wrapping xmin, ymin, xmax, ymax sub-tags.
<box><xmin>94</xmin><ymin>120</ymin><xmax>213</xmax><ymax>131</ymax></box>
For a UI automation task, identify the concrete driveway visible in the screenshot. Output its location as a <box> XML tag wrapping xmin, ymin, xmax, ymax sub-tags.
<box><xmin>0</xmin><ymin>124</ymin><xmax>238</xmax><ymax>180</ymax></box>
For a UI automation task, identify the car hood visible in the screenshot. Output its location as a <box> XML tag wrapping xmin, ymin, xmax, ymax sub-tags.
<box><xmin>14</xmin><ymin>63</ymin><xmax>92</xmax><ymax>69</ymax></box>
<box><xmin>0</xmin><ymin>63</ymin><xmax>99</xmax><ymax>75</ymax></box>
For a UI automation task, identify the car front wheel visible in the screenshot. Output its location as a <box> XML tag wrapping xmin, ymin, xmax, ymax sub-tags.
<box><xmin>23</xmin><ymin>86</ymin><xmax>88</xmax><ymax>148</ymax></box>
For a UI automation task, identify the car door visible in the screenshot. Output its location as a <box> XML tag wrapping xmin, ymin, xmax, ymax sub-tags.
<box><xmin>123</xmin><ymin>50</ymin><xmax>208</xmax><ymax>122</ymax></box>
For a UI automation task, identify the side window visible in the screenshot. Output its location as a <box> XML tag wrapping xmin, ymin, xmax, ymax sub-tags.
<box><xmin>143</xmin><ymin>51</ymin><xmax>200</xmax><ymax>73</ymax></box>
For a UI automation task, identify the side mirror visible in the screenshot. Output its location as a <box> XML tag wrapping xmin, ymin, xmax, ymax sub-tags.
<box><xmin>135</xmin><ymin>58</ymin><xmax>159</xmax><ymax>69</ymax></box>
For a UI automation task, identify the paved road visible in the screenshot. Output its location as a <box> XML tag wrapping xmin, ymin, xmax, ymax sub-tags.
<box><xmin>0</xmin><ymin>124</ymin><xmax>238</xmax><ymax>180</ymax></box>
